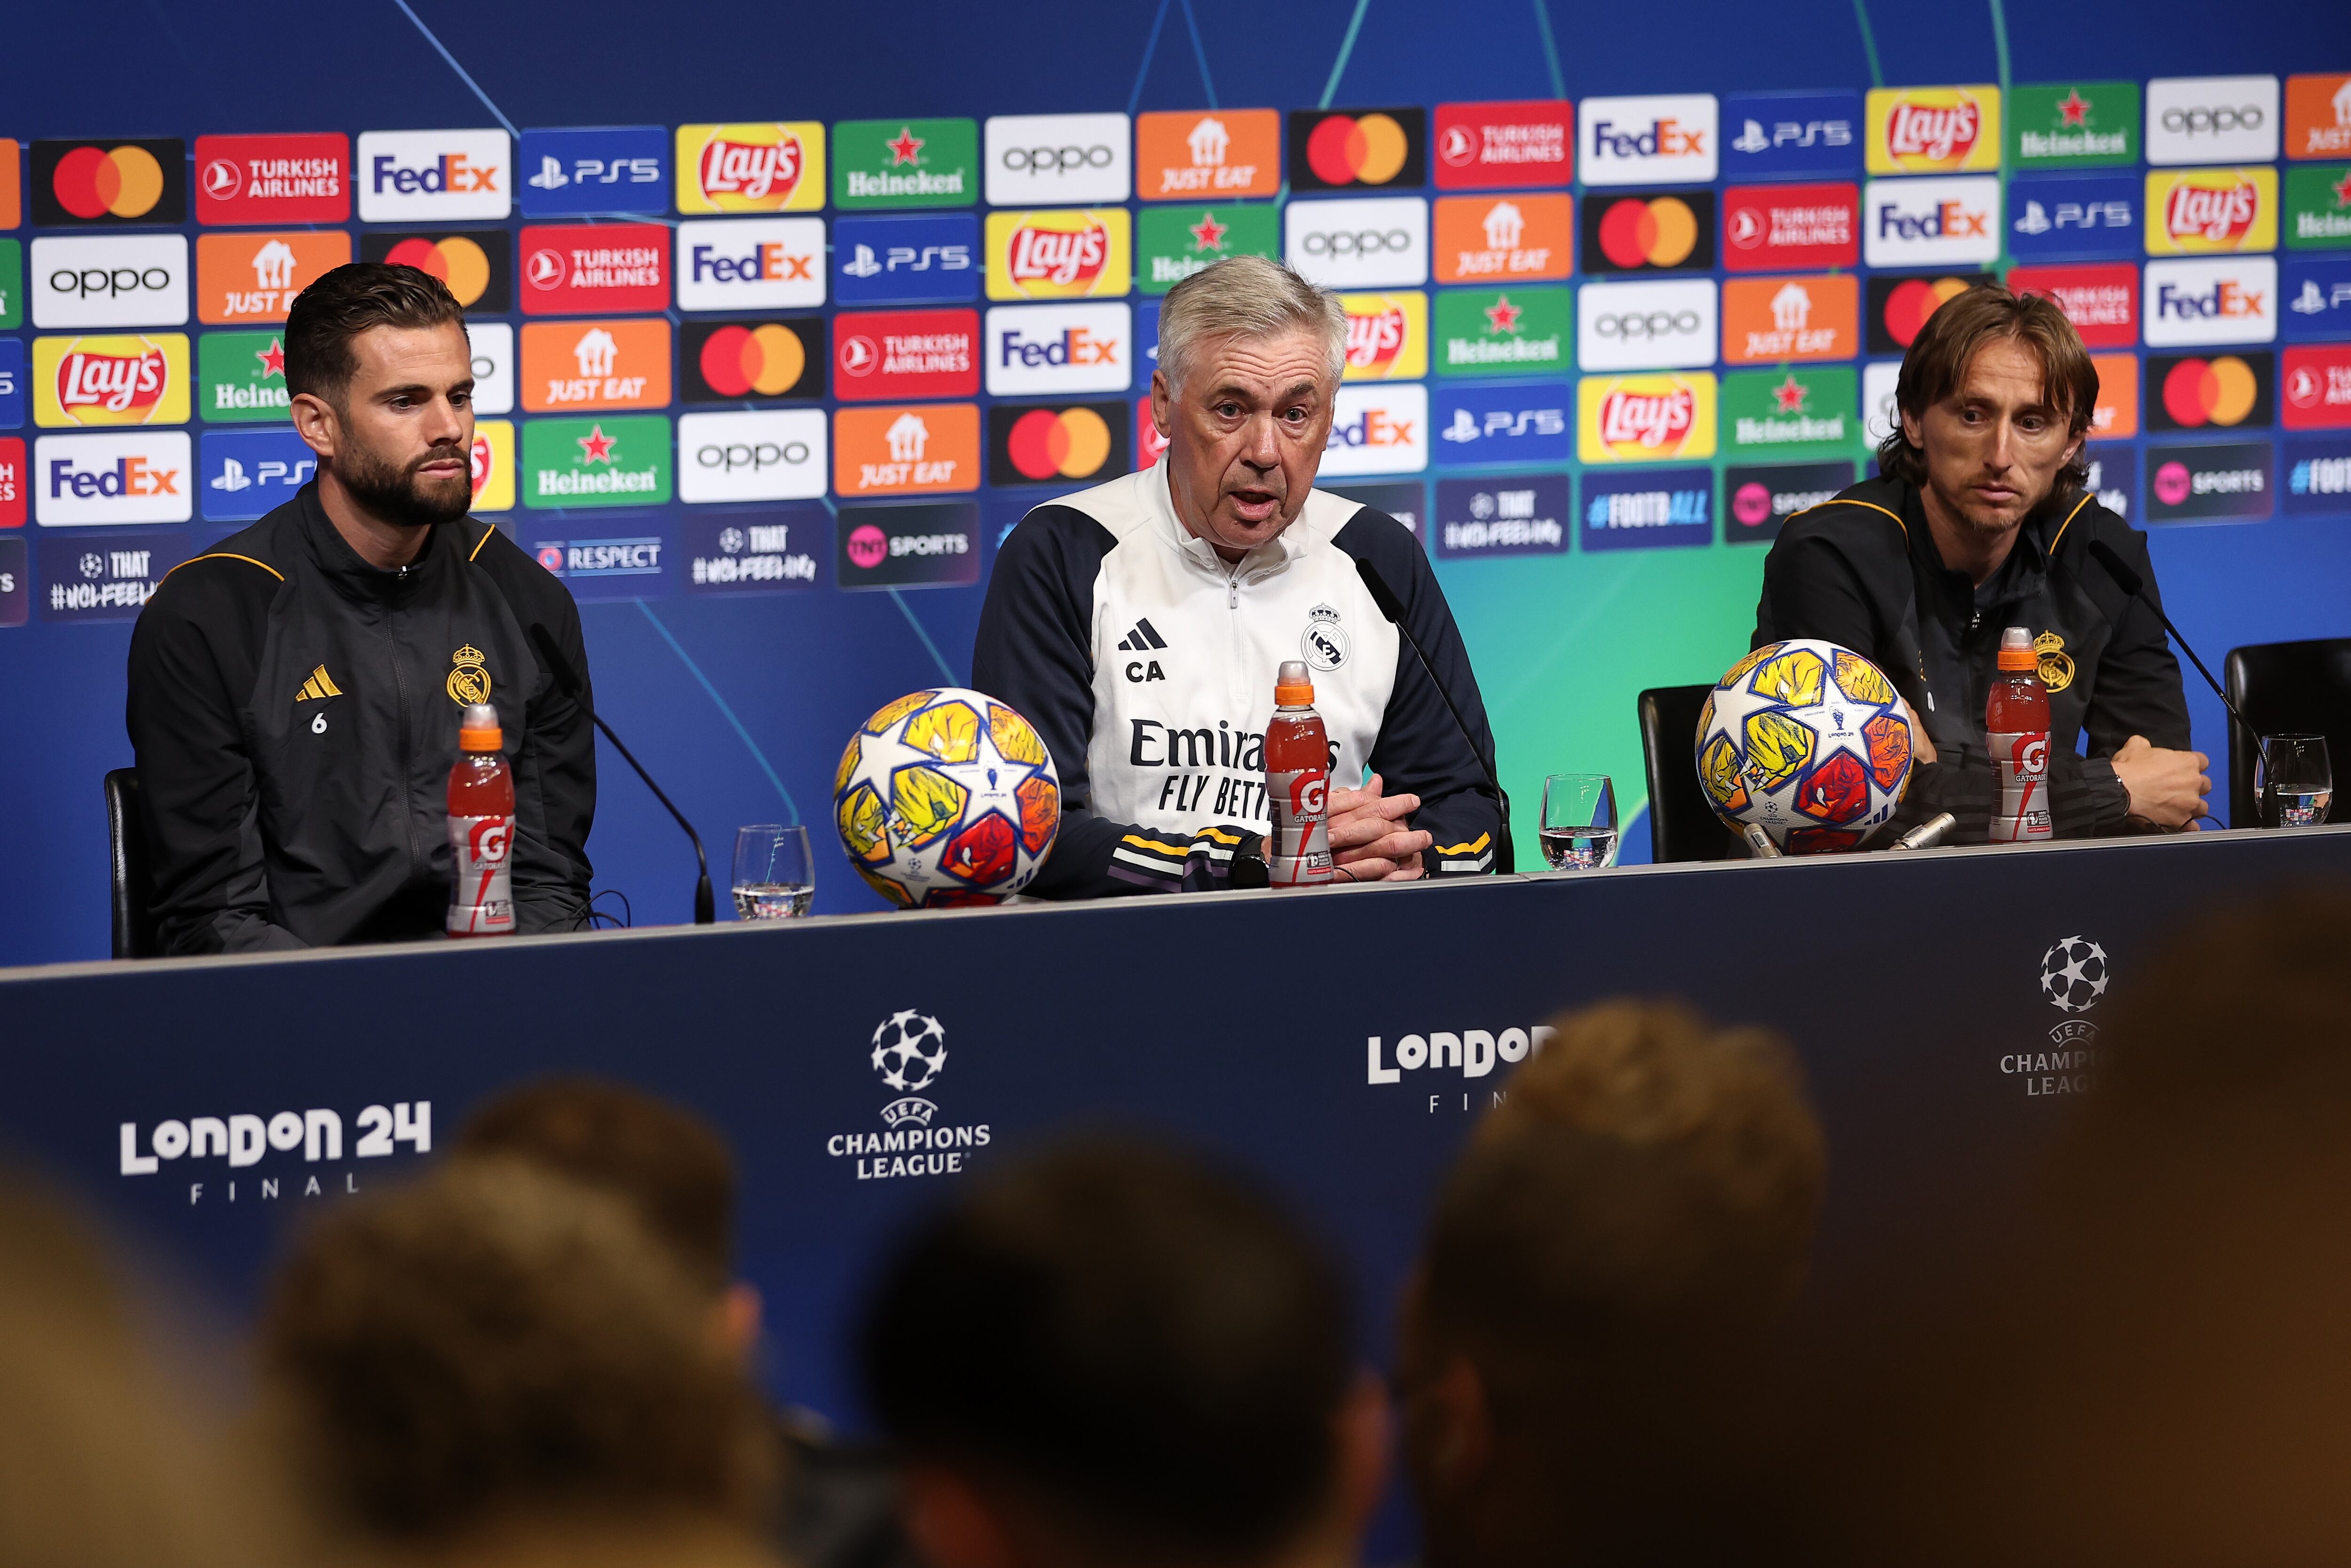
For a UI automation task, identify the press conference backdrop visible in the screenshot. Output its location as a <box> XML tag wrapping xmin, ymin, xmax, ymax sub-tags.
<box><xmin>0</xmin><ymin>0</ymin><xmax>2345</xmax><ymax>963</ymax></box>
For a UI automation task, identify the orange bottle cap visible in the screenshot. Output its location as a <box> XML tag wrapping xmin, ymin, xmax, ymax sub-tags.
<box><xmin>459</xmin><ymin>701</ymin><xmax>503</xmax><ymax>751</ymax></box>
<box><xmin>1997</xmin><ymin>626</ymin><xmax>2037</xmax><ymax>671</ymax></box>
<box><xmin>1275</xmin><ymin>658</ymin><xmax>1314</xmax><ymax>706</ymax></box>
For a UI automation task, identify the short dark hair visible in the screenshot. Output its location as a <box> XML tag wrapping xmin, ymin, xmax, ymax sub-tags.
<box><xmin>860</xmin><ymin>1140</ymin><xmax>1351</xmax><ymax>1563</ymax></box>
<box><xmin>283</xmin><ymin>261</ymin><xmax>465</xmax><ymax>407</ymax></box>
<box><xmin>453</xmin><ymin>1078</ymin><xmax>737</xmax><ymax>1291</ymax></box>
<box><xmin>1877</xmin><ymin>283</ymin><xmax>2101</xmax><ymax>491</ymax></box>
<box><xmin>259</xmin><ymin>1159</ymin><xmax>774</xmax><ymax>1541</ymax></box>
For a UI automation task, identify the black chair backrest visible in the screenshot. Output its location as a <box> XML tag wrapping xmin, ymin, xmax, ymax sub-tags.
<box><xmin>1639</xmin><ymin>684</ymin><xmax>1736</xmax><ymax>863</ymax></box>
<box><xmin>2224</xmin><ymin>638</ymin><xmax>2351</xmax><ymax>828</ymax></box>
<box><xmin>104</xmin><ymin>768</ymin><xmax>161</xmax><ymax>959</ymax></box>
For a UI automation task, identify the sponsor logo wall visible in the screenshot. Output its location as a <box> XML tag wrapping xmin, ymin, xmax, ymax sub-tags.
<box><xmin>2</xmin><ymin>72</ymin><xmax>2345</xmax><ymax>630</ymax></box>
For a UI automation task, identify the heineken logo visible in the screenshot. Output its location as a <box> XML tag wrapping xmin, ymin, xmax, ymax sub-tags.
<box><xmin>198</xmin><ymin>329</ymin><xmax>292</xmax><ymax>423</ymax></box>
<box><xmin>1721</xmin><ymin>366</ymin><xmax>1857</xmax><ymax>456</ymax></box>
<box><xmin>1136</xmin><ymin>204</ymin><xmax>1277</xmax><ymax>294</ymax></box>
<box><xmin>832</xmin><ymin>118</ymin><xmax>979</xmax><ymax>210</ymax></box>
<box><xmin>521</xmin><ymin>414</ymin><xmax>671</xmax><ymax>508</ymax></box>
<box><xmin>1433</xmin><ymin>286</ymin><xmax>1570</xmax><ymax>374</ymax></box>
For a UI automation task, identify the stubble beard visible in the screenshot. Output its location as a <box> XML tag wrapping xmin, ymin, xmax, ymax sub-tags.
<box><xmin>335</xmin><ymin>433</ymin><xmax>473</xmax><ymax>530</ymax></box>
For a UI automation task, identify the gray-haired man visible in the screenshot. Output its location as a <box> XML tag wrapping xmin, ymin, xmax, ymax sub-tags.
<box><xmin>973</xmin><ymin>256</ymin><xmax>1503</xmax><ymax>898</ymax></box>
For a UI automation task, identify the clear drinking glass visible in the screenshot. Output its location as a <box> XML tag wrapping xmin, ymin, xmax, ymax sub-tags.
<box><xmin>1540</xmin><ymin>774</ymin><xmax>1620</xmax><ymax>869</ymax></box>
<box><xmin>732</xmin><ymin>824</ymin><xmax>815</xmax><ymax>918</ymax></box>
<box><xmin>2258</xmin><ymin>735</ymin><xmax>2334</xmax><ymax>828</ymax></box>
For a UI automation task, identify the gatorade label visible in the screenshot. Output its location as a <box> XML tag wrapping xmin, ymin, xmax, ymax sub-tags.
<box><xmin>446</xmin><ymin>813</ymin><xmax>517</xmax><ymax>935</ymax></box>
<box><xmin>1988</xmin><ymin>731</ymin><xmax>2053</xmax><ymax>843</ymax></box>
<box><xmin>1265</xmin><ymin>767</ymin><xmax>1333</xmax><ymax>886</ymax></box>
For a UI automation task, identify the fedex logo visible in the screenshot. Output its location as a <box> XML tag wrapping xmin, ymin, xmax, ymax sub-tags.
<box><xmin>674</xmin><ymin>218</ymin><xmax>825</xmax><ymax>311</ymax></box>
<box><xmin>33</xmin><ymin>432</ymin><xmax>191</xmax><ymax>524</ymax></box>
<box><xmin>1863</xmin><ymin>177</ymin><xmax>2000</xmax><ymax>266</ymax></box>
<box><xmin>1580</xmin><ymin>95</ymin><xmax>1718</xmax><ymax>185</ymax></box>
<box><xmin>356</xmin><ymin>130</ymin><xmax>511</xmax><ymax>222</ymax></box>
<box><xmin>996</xmin><ymin>326</ymin><xmax>1118</xmax><ymax>369</ymax></box>
<box><xmin>2144</xmin><ymin>257</ymin><xmax>2278</xmax><ymax>347</ymax></box>
<box><xmin>1321</xmin><ymin>384</ymin><xmax>1429</xmax><ymax>476</ymax></box>
<box><xmin>984</xmin><ymin>303</ymin><xmax>1131</xmax><ymax>396</ymax></box>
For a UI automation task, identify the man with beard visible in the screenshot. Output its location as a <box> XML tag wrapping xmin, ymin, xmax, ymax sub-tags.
<box><xmin>126</xmin><ymin>263</ymin><xmax>594</xmax><ymax>952</ymax></box>
<box><xmin>1752</xmin><ymin>284</ymin><xmax>2204</xmax><ymax>840</ymax></box>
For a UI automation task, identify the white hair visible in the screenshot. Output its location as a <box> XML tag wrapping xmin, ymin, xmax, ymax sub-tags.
<box><xmin>1155</xmin><ymin>255</ymin><xmax>1347</xmax><ymax>394</ymax></box>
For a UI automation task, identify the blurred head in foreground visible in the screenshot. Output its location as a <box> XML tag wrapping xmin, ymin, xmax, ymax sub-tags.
<box><xmin>1399</xmin><ymin>998</ymin><xmax>1827</xmax><ymax>1568</ymax></box>
<box><xmin>0</xmin><ymin>1173</ymin><xmax>280</xmax><ymax>1568</ymax></box>
<box><xmin>860</xmin><ymin>1139</ymin><xmax>1385</xmax><ymax>1568</ymax></box>
<box><xmin>259</xmin><ymin>1159</ymin><xmax>777</xmax><ymax>1568</ymax></box>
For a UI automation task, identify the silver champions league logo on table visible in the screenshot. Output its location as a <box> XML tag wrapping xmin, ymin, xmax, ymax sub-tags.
<box><xmin>2001</xmin><ymin>936</ymin><xmax>2111</xmax><ymax>1096</ymax></box>
<box><xmin>825</xmin><ymin>1009</ymin><xmax>992</xmax><ymax>1181</ymax></box>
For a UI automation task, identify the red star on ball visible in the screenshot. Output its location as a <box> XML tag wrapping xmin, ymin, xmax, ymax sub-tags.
<box><xmin>885</xmin><ymin>126</ymin><xmax>924</xmax><ymax>165</ymax></box>
<box><xmin>2056</xmin><ymin>88</ymin><xmax>2091</xmax><ymax>126</ymax></box>
<box><xmin>256</xmin><ymin>338</ymin><xmax>285</xmax><ymax>378</ymax></box>
<box><xmin>1772</xmin><ymin>374</ymin><xmax>1809</xmax><ymax>413</ymax></box>
<box><xmin>1483</xmin><ymin>293</ymin><xmax>1522</xmax><ymax>332</ymax></box>
<box><xmin>577</xmin><ymin>424</ymin><xmax>616</xmax><ymax>464</ymax></box>
<box><xmin>1190</xmin><ymin>211</ymin><xmax>1229</xmax><ymax>251</ymax></box>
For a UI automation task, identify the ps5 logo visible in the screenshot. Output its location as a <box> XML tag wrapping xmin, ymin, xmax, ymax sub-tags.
<box><xmin>527</xmin><ymin>155</ymin><xmax>661</xmax><ymax>191</ymax></box>
<box><xmin>208</xmin><ymin>455</ymin><xmax>315</xmax><ymax>493</ymax></box>
<box><xmin>1730</xmin><ymin>118</ymin><xmax>1853</xmax><ymax>153</ymax></box>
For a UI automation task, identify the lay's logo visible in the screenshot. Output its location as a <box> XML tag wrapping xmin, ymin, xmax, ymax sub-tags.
<box><xmin>676</xmin><ymin>124</ymin><xmax>825</xmax><ymax>213</ymax></box>
<box><xmin>1866</xmin><ymin>87</ymin><xmax>2001</xmax><ymax>173</ymax></box>
<box><xmin>34</xmin><ymin>334</ymin><xmax>191</xmax><ymax>427</ymax></box>
<box><xmin>1578</xmin><ymin>371</ymin><xmax>1718</xmax><ymax>463</ymax></box>
<box><xmin>2146</xmin><ymin>167</ymin><xmax>2278</xmax><ymax>254</ymax></box>
<box><xmin>985</xmin><ymin>210</ymin><xmax>1131</xmax><ymax>300</ymax></box>
<box><xmin>1338</xmin><ymin>292</ymin><xmax>1427</xmax><ymax>379</ymax></box>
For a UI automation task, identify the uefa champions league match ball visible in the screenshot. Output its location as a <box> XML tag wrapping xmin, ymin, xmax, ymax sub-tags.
<box><xmin>835</xmin><ymin>687</ymin><xmax>1062</xmax><ymax>907</ymax></box>
<box><xmin>1695</xmin><ymin>639</ymin><xmax>1914</xmax><ymax>854</ymax></box>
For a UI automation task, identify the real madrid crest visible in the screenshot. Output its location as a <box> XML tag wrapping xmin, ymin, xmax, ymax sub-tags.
<box><xmin>1302</xmin><ymin>604</ymin><xmax>1348</xmax><ymax>672</ymax></box>
<box><xmin>447</xmin><ymin>644</ymin><xmax>491</xmax><ymax>706</ymax></box>
<box><xmin>2034</xmin><ymin>631</ymin><xmax>2075</xmax><ymax>693</ymax></box>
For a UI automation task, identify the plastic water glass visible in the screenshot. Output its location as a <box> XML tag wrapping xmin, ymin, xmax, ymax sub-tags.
<box><xmin>2258</xmin><ymin>735</ymin><xmax>2333</xmax><ymax>828</ymax></box>
<box><xmin>1541</xmin><ymin>775</ymin><xmax>1620</xmax><ymax>870</ymax></box>
<box><xmin>733</xmin><ymin>825</ymin><xmax>815</xmax><ymax>918</ymax></box>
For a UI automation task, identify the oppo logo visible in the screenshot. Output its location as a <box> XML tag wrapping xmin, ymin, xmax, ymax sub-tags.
<box><xmin>694</xmin><ymin>440</ymin><xmax>812</xmax><ymax>472</ymax></box>
<box><xmin>1301</xmin><ymin>228</ymin><xmax>1414</xmax><ymax>257</ymax></box>
<box><xmin>2162</xmin><ymin>105</ymin><xmax>2264</xmax><ymax>134</ymax></box>
<box><xmin>50</xmin><ymin>266</ymin><xmax>174</xmax><ymax>299</ymax></box>
<box><xmin>1000</xmin><ymin>145</ymin><xmax>1113</xmax><ymax>173</ymax></box>
<box><xmin>1594</xmin><ymin>309</ymin><xmax>1703</xmax><ymax>339</ymax></box>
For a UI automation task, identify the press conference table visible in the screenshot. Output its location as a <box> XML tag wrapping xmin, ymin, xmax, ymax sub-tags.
<box><xmin>6</xmin><ymin>825</ymin><xmax>2348</xmax><ymax>1419</ymax></box>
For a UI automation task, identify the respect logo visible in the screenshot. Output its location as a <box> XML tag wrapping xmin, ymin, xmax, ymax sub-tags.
<box><xmin>1136</xmin><ymin>110</ymin><xmax>1281</xmax><ymax>200</ymax></box>
<box><xmin>985</xmin><ymin>209</ymin><xmax>1130</xmax><ymax>301</ymax></box>
<box><xmin>519</xmin><ymin>319</ymin><xmax>672</xmax><ymax>412</ymax></box>
<box><xmin>32</xmin><ymin>139</ymin><xmax>187</xmax><ymax>227</ymax></box>
<box><xmin>1338</xmin><ymin>292</ymin><xmax>1428</xmax><ymax>380</ymax></box>
<box><xmin>195</xmin><ymin>232</ymin><xmax>348</xmax><ymax>325</ymax></box>
<box><xmin>2146</xmin><ymin>168</ymin><xmax>2278</xmax><ymax>255</ymax></box>
<box><xmin>1866</xmin><ymin>87</ymin><xmax>2001</xmax><ymax>174</ymax></box>
<box><xmin>1578</xmin><ymin>372</ymin><xmax>1718</xmax><ymax>463</ymax></box>
<box><xmin>676</xmin><ymin>123</ymin><xmax>825</xmax><ymax>213</ymax></box>
<box><xmin>34</xmin><ymin>334</ymin><xmax>190</xmax><ymax>428</ymax></box>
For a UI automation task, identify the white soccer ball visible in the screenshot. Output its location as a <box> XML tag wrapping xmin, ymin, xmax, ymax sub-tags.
<box><xmin>2040</xmin><ymin>936</ymin><xmax>2110</xmax><ymax>1014</ymax></box>
<box><xmin>1696</xmin><ymin>638</ymin><xmax>1914</xmax><ymax>853</ymax></box>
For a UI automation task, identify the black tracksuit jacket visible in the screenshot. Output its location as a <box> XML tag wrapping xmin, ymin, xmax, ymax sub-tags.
<box><xmin>1753</xmin><ymin>473</ymin><xmax>2191</xmax><ymax>842</ymax></box>
<box><xmin>126</xmin><ymin>485</ymin><xmax>595</xmax><ymax>953</ymax></box>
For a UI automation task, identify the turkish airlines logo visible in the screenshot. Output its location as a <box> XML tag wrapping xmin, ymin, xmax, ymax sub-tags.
<box><xmin>193</xmin><ymin>133</ymin><xmax>349</xmax><ymax>224</ymax></box>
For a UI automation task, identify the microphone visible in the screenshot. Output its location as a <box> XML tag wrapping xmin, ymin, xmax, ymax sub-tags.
<box><xmin>1352</xmin><ymin>557</ymin><xmax>1514</xmax><ymax>874</ymax></box>
<box><xmin>529</xmin><ymin>623</ymin><xmax>715</xmax><ymax>925</ymax></box>
<box><xmin>2084</xmin><ymin>540</ymin><xmax>2262</xmax><ymax>764</ymax></box>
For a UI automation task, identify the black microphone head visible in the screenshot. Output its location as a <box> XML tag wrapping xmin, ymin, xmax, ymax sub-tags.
<box><xmin>1352</xmin><ymin>555</ymin><xmax>1404</xmax><ymax>625</ymax></box>
<box><xmin>528</xmin><ymin>623</ymin><xmax>583</xmax><ymax>697</ymax></box>
<box><xmin>2086</xmin><ymin>538</ymin><xmax>2145</xmax><ymax>597</ymax></box>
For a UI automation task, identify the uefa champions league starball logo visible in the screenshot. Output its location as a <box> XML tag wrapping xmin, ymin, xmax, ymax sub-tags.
<box><xmin>2039</xmin><ymin>936</ymin><xmax>2111</xmax><ymax>1015</ymax></box>
<box><xmin>871</xmin><ymin>1009</ymin><xmax>948</xmax><ymax>1092</ymax></box>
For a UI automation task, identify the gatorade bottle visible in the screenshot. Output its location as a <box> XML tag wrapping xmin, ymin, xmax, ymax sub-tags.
<box><xmin>1264</xmin><ymin>660</ymin><xmax>1334</xmax><ymax>886</ymax></box>
<box><xmin>446</xmin><ymin>702</ymin><xmax>517</xmax><ymax>936</ymax></box>
<box><xmin>1986</xmin><ymin>627</ymin><xmax>2053</xmax><ymax>843</ymax></box>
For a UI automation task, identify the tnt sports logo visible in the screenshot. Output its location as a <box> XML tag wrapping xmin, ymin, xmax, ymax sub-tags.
<box><xmin>1135</xmin><ymin>109</ymin><xmax>1280</xmax><ymax>199</ymax></box>
<box><xmin>985</xmin><ymin>210</ymin><xmax>1131</xmax><ymax>301</ymax></box>
<box><xmin>34</xmin><ymin>140</ymin><xmax>186</xmax><ymax>226</ymax></box>
<box><xmin>2144</xmin><ymin>258</ymin><xmax>2278</xmax><ymax>347</ymax></box>
<box><xmin>30</xmin><ymin>234</ymin><xmax>189</xmax><ymax>331</ymax></box>
<box><xmin>1290</xmin><ymin>108</ymin><xmax>1427</xmax><ymax>191</ymax></box>
<box><xmin>2146</xmin><ymin>76</ymin><xmax>2280</xmax><ymax>165</ymax></box>
<box><xmin>33</xmin><ymin>431</ymin><xmax>192</xmax><ymax>525</ymax></box>
<box><xmin>677</xmin><ymin>409</ymin><xmax>827</xmax><ymax>504</ymax></box>
<box><xmin>2146</xmin><ymin>168</ymin><xmax>2278</xmax><ymax>255</ymax></box>
<box><xmin>1578</xmin><ymin>373</ymin><xmax>1719</xmax><ymax>463</ymax></box>
<box><xmin>2041</xmin><ymin>936</ymin><xmax>2110</xmax><ymax>1014</ymax></box>
<box><xmin>1575</xmin><ymin>277</ymin><xmax>1717</xmax><ymax>372</ymax></box>
<box><xmin>34</xmin><ymin>335</ymin><xmax>189</xmax><ymax>428</ymax></box>
<box><xmin>1321</xmin><ymin>384</ymin><xmax>1428</xmax><ymax>477</ymax></box>
<box><xmin>1580</xmin><ymin>95</ymin><xmax>1718</xmax><ymax>186</ymax></box>
<box><xmin>1866</xmin><ymin>87</ymin><xmax>2001</xmax><ymax>173</ymax></box>
<box><xmin>674</xmin><ymin>217</ymin><xmax>825</xmax><ymax>312</ymax></box>
<box><xmin>1339</xmin><ymin>292</ymin><xmax>1428</xmax><ymax>380</ymax></box>
<box><xmin>1864</xmin><ymin>177</ymin><xmax>2001</xmax><ymax>267</ymax></box>
<box><xmin>676</xmin><ymin>123</ymin><xmax>824</xmax><ymax>213</ymax></box>
<box><xmin>1285</xmin><ymin>196</ymin><xmax>1429</xmax><ymax>290</ymax></box>
<box><xmin>984</xmin><ymin>112</ymin><xmax>1131</xmax><ymax>205</ymax></box>
<box><xmin>984</xmin><ymin>302</ymin><xmax>1132</xmax><ymax>397</ymax></box>
<box><xmin>2153</xmin><ymin>352</ymin><xmax>2272</xmax><ymax>431</ymax></box>
<box><xmin>355</xmin><ymin>130</ymin><xmax>509</xmax><ymax>222</ymax></box>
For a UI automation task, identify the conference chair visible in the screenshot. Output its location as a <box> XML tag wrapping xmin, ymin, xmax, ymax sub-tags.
<box><xmin>104</xmin><ymin>769</ymin><xmax>161</xmax><ymax>960</ymax></box>
<box><xmin>1638</xmin><ymin>685</ymin><xmax>1736</xmax><ymax>864</ymax></box>
<box><xmin>2223</xmin><ymin>637</ymin><xmax>2351</xmax><ymax>829</ymax></box>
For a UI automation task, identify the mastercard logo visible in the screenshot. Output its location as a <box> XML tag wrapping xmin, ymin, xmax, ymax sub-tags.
<box><xmin>2160</xmin><ymin>356</ymin><xmax>2260</xmax><ymax>427</ymax></box>
<box><xmin>1308</xmin><ymin>113</ymin><xmax>1412</xmax><ymax>186</ymax></box>
<box><xmin>51</xmin><ymin>144</ymin><xmax>167</xmax><ymax>219</ymax></box>
<box><xmin>382</xmin><ymin>235</ymin><xmax>493</xmax><ymax>307</ymax></box>
<box><xmin>1880</xmin><ymin>276</ymin><xmax>1974</xmax><ymax>348</ymax></box>
<box><xmin>699</xmin><ymin>323</ymin><xmax>808</xmax><ymax>397</ymax></box>
<box><xmin>1597</xmin><ymin>197</ymin><xmax>1698</xmax><ymax>268</ymax></box>
<box><xmin>1003</xmin><ymin>406</ymin><xmax>1113</xmax><ymax>479</ymax></box>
